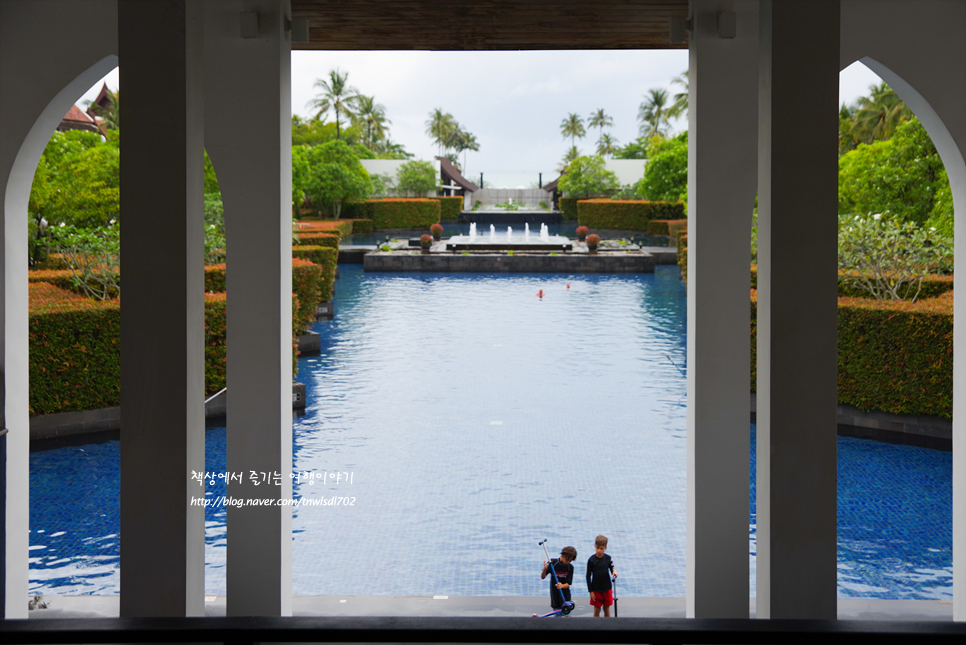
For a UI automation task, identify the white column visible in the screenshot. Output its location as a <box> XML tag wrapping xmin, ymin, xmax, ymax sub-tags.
<box><xmin>118</xmin><ymin>0</ymin><xmax>205</xmax><ymax>617</ymax></box>
<box><xmin>204</xmin><ymin>0</ymin><xmax>293</xmax><ymax>616</ymax></box>
<box><xmin>755</xmin><ymin>0</ymin><xmax>839</xmax><ymax>620</ymax></box>
<box><xmin>686</xmin><ymin>0</ymin><xmax>759</xmax><ymax>619</ymax></box>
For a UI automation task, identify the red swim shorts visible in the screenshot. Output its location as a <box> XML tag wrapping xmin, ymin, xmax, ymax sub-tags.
<box><xmin>589</xmin><ymin>589</ymin><xmax>613</xmax><ymax>607</ymax></box>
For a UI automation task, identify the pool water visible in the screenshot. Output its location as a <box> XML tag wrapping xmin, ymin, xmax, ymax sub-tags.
<box><xmin>28</xmin><ymin>266</ymin><xmax>952</xmax><ymax>599</ymax></box>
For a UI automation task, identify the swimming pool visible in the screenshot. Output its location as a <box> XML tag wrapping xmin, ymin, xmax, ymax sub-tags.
<box><xmin>342</xmin><ymin>222</ymin><xmax>671</xmax><ymax>248</ymax></box>
<box><xmin>28</xmin><ymin>266</ymin><xmax>952</xmax><ymax>599</ymax></box>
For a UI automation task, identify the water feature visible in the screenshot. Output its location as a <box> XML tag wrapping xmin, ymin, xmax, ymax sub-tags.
<box><xmin>27</xmin><ymin>266</ymin><xmax>952</xmax><ymax>600</ymax></box>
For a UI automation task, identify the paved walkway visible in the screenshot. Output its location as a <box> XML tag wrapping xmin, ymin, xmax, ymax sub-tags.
<box><xmin>25</xmin><ymin>595</ymin><xmax>954</xmax><ymax>621</ymax></box>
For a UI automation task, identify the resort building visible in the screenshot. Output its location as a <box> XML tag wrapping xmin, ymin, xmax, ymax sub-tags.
<box><xmin>0</xmin><ymin>0</ymin><xmax>964</xmax><ymax>634</ymax></box>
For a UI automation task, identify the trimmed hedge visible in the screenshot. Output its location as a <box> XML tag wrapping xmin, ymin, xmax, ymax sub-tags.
<box><xmin>434</xmin><ymin>196</ymin><xmax>464</xmax><ymax>219</ymax></box>
<box><xmin>205</xmin><ymin>264</ymin><xmax>226</xmax><ymax>292</ymax></box>
<box><xmin>204</xmin><ymin>293</ymin><xmax>227</xmax><ymax>396</ymax></box>
<box><xmin>367</xmin><ymin>198</ymin><xmax>440</xmax><ymax>228</ymax></box>
<box><xmin>295</xmin><ymin>232</ymin><xmax>340</xmax><ymax>249</ymax></box>
<box><xmin>295</xmin><ymin>218</ymin><xmax>353</xmax><ymax>238</ymax></box>
<box><xmin>677</xmin><ymin>234</ymin><xmax>688</xmax><ymax>281</ymax></box>
<box><xmin>292</xmin><ymin>246</ymin><xmax>338</xmax><ymax>302</ymax></box>
<box><xmin>351</xmin><ymin>219</ymin><xmax>373</xmax><ymax>234</ymax></box>
<box><xmin>750</xmin><ymin>264</ymin><xmax>954</xmax><ymax>300</ymax></box>
<box><xmin>560</xmin><ymin>197</ymin><xmax>578</xmax><ymax>220</ymax></box>
<box><xmin>577</xmin><ymin>199</ymin><xmax>686</xmax><ymax>230</ymax></box>
<box><xmin>292</xmin><ymin>258</ymin><xmax>323</xmax><ymax>332</ymax></box>
<box><xmin>750</xmin><ymin>289</ymin><xmax>953</xmax><ymax>419</ymax></box>
<box><xmin>28</xmin><ymin>269</ymin><xmax>77</xmax><ymax>292</ymax></box>
<box><xmin>647</xmin><ymin>219</ymin><xmax>688</xmax><ymax>236</ymax></box>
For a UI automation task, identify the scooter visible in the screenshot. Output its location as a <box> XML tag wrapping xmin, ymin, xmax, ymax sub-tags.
<box><xmin>531</xmin><ymin>539</ymin><xmax>576</xmax><ymax>618</ymax></box>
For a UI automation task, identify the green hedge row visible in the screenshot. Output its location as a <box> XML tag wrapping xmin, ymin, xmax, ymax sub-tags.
<box><xmin>577</xmin><ymin>199</ymin><xmax>686</xmax><ymax>230</ymax></box>
<box><xmin>749</xmin><ymin>265</ymin><xmax>954</xmax><ymax>299</ymax></box>
<box><xmin>435</xmin><ymin>196</ymin><xmax>464</xmax><ymax>219</ymax></box>
<box><xmin>296</xmin><ymin>218</ymin><xmax>354</xmax><ymax>238</ymax></box>
<box><xmin>678</xmin><ymin>234</ymin><xmax>688</xmax><ymax>281</ymax></box>
<box><xmin>340</xmin><ymin>199</ymin><xmax>442</xmax><ymax>228</ymax></box>
<box><xmin>292</xmin><ymin>246</ymin><xmax>338</xmax><ymax>302</ymax></box>
<box><xmin>559</xmin><ymin>197</ymin><xmax>578</xmax><ymax>220</ymax></box>
<box><xmin>647</xmin><ymin>219</ymin><xmax>688</xmax><ymax>236</ymax></box>
<box><xmin>750</xmin><ymin>290</ymin><xmax>953</xmax><ymax>418</ymax></box>
<box><xmin>295</xmin><ymin>232</ymin><xmax>340</xmax><ymax>249</ymax></box>
<box><xmin>351</xmin><ymin>218</ymin><xmax>373</xmax><ymax>234</ymax></box>
<box><xmin>30</xmin><ymin>284</ymin><xmax>304</xmax><ymax>416</ymax></box>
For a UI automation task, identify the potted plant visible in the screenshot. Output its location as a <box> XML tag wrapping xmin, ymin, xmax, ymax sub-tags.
<box><xmin>575</xmin><ymin>225</ymin><xmax>589</xmax><ymax>241</ymax></box>
<box><xmin>420</xmin><ymin>233</ymin><xmax>433</xmax><ymax>253</ymax></box>
<box><xmin>586</xmin><ymin>233</ymin><xmax>600</xmax><ymax>254</ymax></box>
<box><xmin>430</xmin><ymin>223</ymin><xmax>444</xmax><ymax>241</ymax></box>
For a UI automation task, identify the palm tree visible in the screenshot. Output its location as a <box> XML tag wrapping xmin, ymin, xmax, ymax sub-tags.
<box><xmin>596</xmin><ymin>133</ymin><xmax>618</xmax><ymax>157</ymax></box>
<box><xmin>588</xmin><ymin>108</ymin><xmax>613</xmax><ymax>141</ymax></box>
<box><xmin>449</xmin><ymin>129</ymin><xmax>479</xmax><ymax>175</ymax></box>
<box><xmin>560</xmin><ymin>113</ymin><xmax>586</xmax><ymax>149</ymax></box>
<box><xmin>426</xmin><ymin>108</ymin><xmax>457</xmax><ymax>157</ymax></box>
<box><xmin>306</xmin><ymin>69</ymin><xmax>360</xmax><ymax>140</ymax></box>
<box><xmin>557</xmin><ymin>146</ymin><xmax>582</xmax><ymax>173</ymax></box>
<box><xmin>850</xmin><ymin>82</ymin><xmax>912</xmax><ymax>144</ymax></box>
<box><xmin>668</xmin><ymin>71</ymin><xmax>689</xmax><ymax>120</ymax></box>
<box><xmin>354</xmin><ymin>95</ymin><xmax>390</xmax><ymax>151</ymax></box>
<box><xmin>638</xmin><ymin>88</ymin><xmax>671</xmax><ymax>138</ymax></box>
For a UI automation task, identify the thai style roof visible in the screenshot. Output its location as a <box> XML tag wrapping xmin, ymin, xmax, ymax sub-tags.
<box><xmin>59</xmin><ymin>104</ymin><xmax>99</xmax><ymax>133</ymax></box>
<box><xmin>437</xmin><ymin>156</ymin><xmax>479</xmax><ymax>192</ymax></box>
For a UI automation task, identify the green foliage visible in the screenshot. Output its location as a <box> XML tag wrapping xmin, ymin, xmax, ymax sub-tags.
<box><xmin>292</xmin><ymin>247</ymin><xmax>338</xmax><ymax>302</ymax></box>
<box><xmin>610</xmin><ymin>184</ymin><xmax>641</xmax><ymax>200</ymax></box>
<box><xmin>303</xmin><ymin>140</ymin><xmax>371</xmax><ymax>218</ymax></box>
<box><xmin>367</xmin><ymin>199</ymin><xmax>441</xmax><ymax>228</ymax></box>
<box><xmin>559</xmin><ymin>197</ymin><xmax>579</xmax><ymax>220</ymax></box>
<box><xmin>838</xmin><ymin>214</ymin><xmax>952</xmax><ymax>301</ymax></box>
<box><xmin>204</xmin><ymin>293</ymin><xmax>228</xmax><ymax>394</ymax></box>
<box><xmin>637</xmin><ymin>131</ymin><xmax>688</xmax><ymax>202</ymax></box>
<box><xmin>291</xmin><ymin>258</ymin><xmax>324</xmax><ymax>333</ymax></box>
<box><xmin>368</xmin><ymin>172</ymin><xmax>395</xmax><ymax>198</ymax></box>
<box><xmin>577</xmin><ymin>199</ymin><xmax>685</xmax><ymax>231</ymax></box>
<box><xmin>395</xmin><ymin>160</ymin><xmax>439</xmax><ymax>195</ymax></box>
<box><xmin>30</xmin><ymin>130</ymin><xmax>120</xmax><ymax>228</ymax></box>
<box><xmin>647</xmin><ymin>219</ymin><xmax>688</xmax><ymax>236</ymax></box>
<box><xmin>838</xmin><ymin>119</ymin><xmax>945</xmax><ymax>225</ymax></box>
<box><xmin>557</xmin><ymin>155</ymin><xmax>619</xmax><ymax>198</ymax></box>
<box><xmin>295</xmin><ymin>232</ymin><xmax>340</xmax><ymax>249</ymax></box>
<box><xmin>435</xmin><ymin>196</ymin><xmax>463</xmax><ymax>219</ymax></box>
<box><xmin>351</xmin><ymin>218</ymin><xmax>373</xmax><ymax>234</ymax></box>
<box><xmin>204</xmin><ymin>193</ymin><xmax>226</xmax><ymax>264</ymax></box>
<box><xmin>494</xmin><ymin>200</ymin><xmax>520</xmax><ymax>211</ymax></box>
<box><xmin>927</xmin><ymin>166</ymin><xmax>954</xmax><ymax>238</ymax></box>
<box><xmin>47</xmin><ymin>222</ymin><xmax>120</xmax><ymax>300</ymax></box>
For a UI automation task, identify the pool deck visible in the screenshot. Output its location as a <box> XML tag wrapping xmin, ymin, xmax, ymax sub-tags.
<box><xmin>24</xmin><ymin>595</ymin><xmax>954</xmax><ymax>621</ymax></box>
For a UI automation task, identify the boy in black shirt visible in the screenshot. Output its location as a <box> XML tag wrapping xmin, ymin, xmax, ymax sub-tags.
<box><xmin>586</xmin><ymin>534</ymin><xmax>617</xmax><ymax>617</ymax></box>
<box><xmin>540</xmin><ymin>546</ymin><xmax>577</xmax><ymax>612</ymax></box>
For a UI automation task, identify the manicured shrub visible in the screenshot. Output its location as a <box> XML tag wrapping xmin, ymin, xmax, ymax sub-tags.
<box><xmin>367</xmin><ymin>198</ymin><xmax>440</xmax><ymax>228</ymax></box>
<box><xmin>296</xmin><ymin>218</ymin><xmax>353</xmax><ymax>238</ymax></box>
<box><xmin>420</xmin><ymin>234</ymin><xmax>433</xmax><ymax>249</ymax></box>
<box><xmin>575</xmin><ymin>225</ymin><xmax>588</xmax><ymax>240</ymax></box>
<box><xmin>577</xmin><ymin>199</ymin><xmax>685</xmax><ymax>231</ymax></box>
<box><xmin>292</xmin><ymin>246</ymin><xmax>337</xmax><ymax>302</ymax></box>
<box><xmin>559</xmin><ymin>197</ymin><xmax>579</xmax><ymax>220</ymax></box>
<box><xmin>430</xmin><ymin>223</ymin><xmax>444</xmax><ymax>240</ymax></box>
<box><xmin>205</xmin><ymin>264</ymin><xmax>226</xmax><ymax>292</ymax></box>
<box><xmin>750</xmin><ymin>289</ymin><xmax>953</xmax><ymax>418</ymax></box>
<box><xmin>295</xmin><ymin>232</ymin><xmax>340</xmax><ymax>249</ymax></box>
<box><xmin>204</xmin><ymin>292</ymin><xmax>227</xmax><ymax>396</ymax></box>
<box><xmin>435</xmin><ymin>196</ymin><xmax>464</xmax><ymax>219</ymax></box>
<box><xmin>677</xmin><ymin>234</ymin><xmax>688</xmax><ymax>281</ymax></box>
<box><xmin>647</xmin><ymin>219</ymin><xmax>688</xmax><ymax>236</ymax></box>
<box><xmin>292</xmin><ymin>258</ymin><xmax>323</xmax><ymax>333</ymax></box>
<box><xmin>28</xmin><ymin>269</ymin><xmax>78</xmax><ymax>292</ymax></box>
<box><xmin>351</xmin><ymin>218</ymin><xmax>373</xmax><ymax>234</ymax></box>
<box><xmin>585</xmin><ymin>234</ymin><xmax>600</xmax><ymax>249</ymax></box>
<box><xmin>750</xmin><ymin>264</ymin><xmax>954</xmax><ymax>300</ymax></box>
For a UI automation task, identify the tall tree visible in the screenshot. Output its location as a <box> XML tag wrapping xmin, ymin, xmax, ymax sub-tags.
<box><xmin>667</xmin><ymin>71</ymin><xmax>689</xmax><ymax>120</ymax></box>
<box><xmin>638</xmin><ymin>88</ymin><xmax>671</xmax><ymax>139</ymax></box>
<box><xmin>560</xmin><ymin>113</ymin><xmax>586</xmax><ymax>149</ymax></box>
<box><xmin>307</xmin><ymin>69</ymin><xmax>360</xmax><ymax>140</ymax></box>
<box><xmin>596</xmin><ymin>132</ymin><xmax>618</xmax><ymax>158</ymax></box>
<box><xmin>354</xmin><ymin>95</ymin><xmax>390</xmax><ymax>151</ymax></box>
<box><xmin>426</xmin><ymin>108</ymin><xmax>457</xmax><ymax>157</ymax></box>
<box><xmin>588</xmin><ymin>108</ymin><xmax>613</xmax><ymax>141</ymax></box>
<box><xmin>448</xmin><ymin>129</ymin><xmax>479</xmax><ymax>174</ymax></box>
<box><xmin>850</xmin><ymin>82</ymin><xmax>912</xmax><ymax>144</ymax></box>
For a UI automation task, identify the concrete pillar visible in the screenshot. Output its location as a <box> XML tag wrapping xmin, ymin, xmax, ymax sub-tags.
<box><xmin>755</xmin><ymin>0</ymin><xmax>839</xmax><ymax>620</ymax></box>
<box><xmin>118</xmin><ymin>0</ymin><xmax>205</xmax><ymax>617</ymax></box>
<box><xmin>686</xmin><ymin>0</ymin><xmax>759</xmax><ymax>619</ymax></box>
<box><xmin>1</xmin><ymin>0</ymin><xmax>118</xmax><ymax>619</ymax></box>
<box><xmin>203</xmin><ymin>0</ymin><xmax>293</xmax><ymax>616</ymax></box>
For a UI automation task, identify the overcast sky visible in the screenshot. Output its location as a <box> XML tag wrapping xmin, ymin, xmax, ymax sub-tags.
<box><xmin>80</xmin><ymin>52</ymin><xmax>881</xmax><ymax>182</ymax></box>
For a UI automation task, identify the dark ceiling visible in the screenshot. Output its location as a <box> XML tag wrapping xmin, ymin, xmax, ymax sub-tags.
<box><xmin>291</xmin><ymin>0</ymin><xmax>689</xmax><ymax>51</ymax></box>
